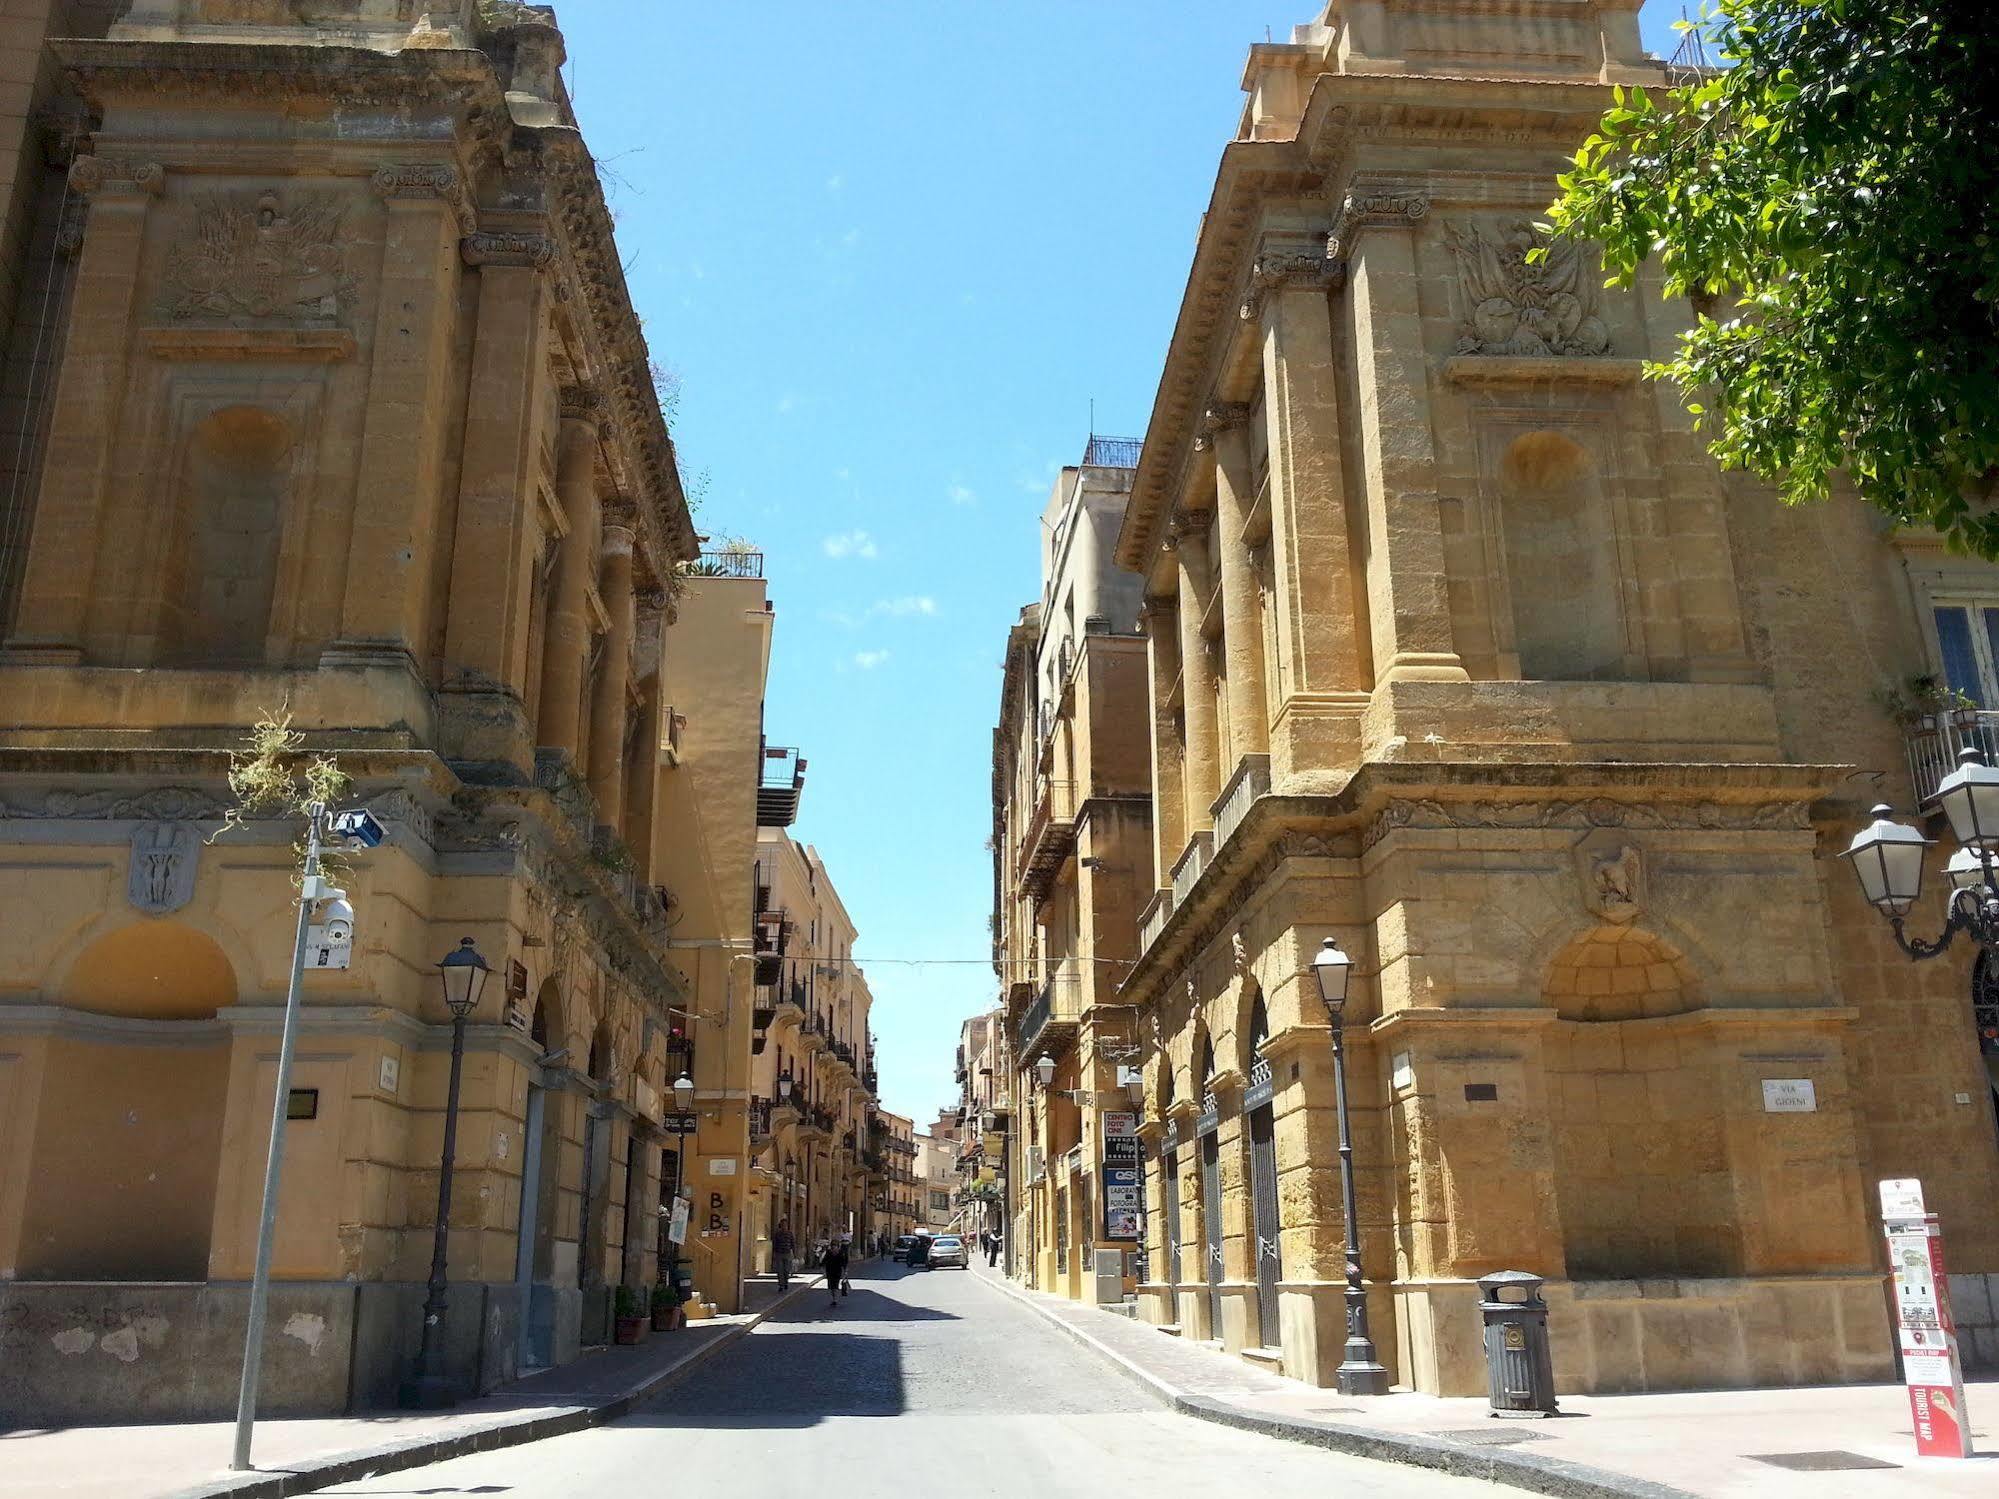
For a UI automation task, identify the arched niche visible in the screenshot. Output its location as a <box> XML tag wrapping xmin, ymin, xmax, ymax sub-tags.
<box><xmin>1543</xmin><ymin>923</ymin><xmax>1701</xmax><ymax>1023</ymax></box>
<box><xmin>1498</xmin><ymin>429</ymin><xmax>1625</xmax><ymax>681</ymax></box>
<box><xmin>62</xmin><ymin>919</ymin><xmax>237</xmax><ymax>1019</ymax></box>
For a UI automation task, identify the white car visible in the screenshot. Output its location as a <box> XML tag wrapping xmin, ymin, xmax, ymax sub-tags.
<box><xmin>926</xmin><ymin>1234</ymin><xmax>969</xmax><ymax>1269</ymax></box>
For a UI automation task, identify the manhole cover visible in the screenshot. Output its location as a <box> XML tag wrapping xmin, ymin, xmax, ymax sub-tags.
<box><xmin>1435</xmin><ymin>1427</ymin><xmax>1552</xmax><ymax>1447</ymax></box>
<box><xmin>1749</xmin><ymin>1452</ymin><xmax>1901</xmax><ymax>1472</ymax></box>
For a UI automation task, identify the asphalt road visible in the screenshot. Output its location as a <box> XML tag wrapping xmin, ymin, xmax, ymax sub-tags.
<box><xmin>323</xmin><ymin>1261</ymin><xmax>1492</xmax><ymax>1499</ymax></box>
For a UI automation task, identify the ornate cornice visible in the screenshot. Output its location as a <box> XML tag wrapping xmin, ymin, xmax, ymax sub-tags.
<box><xmin>1238</xmin><ymin>246</ymin><xmax>1341</xmax><ymax>322</ymax></box>
<box><xmin>1326</xmin><ymin>189</ymin><xmax>1430</xmax><ymax>259</ymax></box>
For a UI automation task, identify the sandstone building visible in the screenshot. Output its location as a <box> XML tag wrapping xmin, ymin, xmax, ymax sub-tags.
<box><xmin>0</xmin><ymin>1</ymin><xmax>831</xmax><ymax>1421</ymax></box>
<box><xmin>989</xmin><ymin>440</ymin><xmax>1153</xmax><ymax>1298</ymax></box>
<box><xmin>996</xmin><ymin>1</ymin><xmax>1999</xmax><ymax>1394</ymax></box>
<box><xmin>745</xmin><ymin>826</ymin><xmax>879</xmax><ymax>1267</ymax></box>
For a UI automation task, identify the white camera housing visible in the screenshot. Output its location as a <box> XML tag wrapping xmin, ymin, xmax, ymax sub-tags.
<box><xmin>318</xmin><ymin>896</ymin><xmax>355</xmax><ymax>945</ymax></box>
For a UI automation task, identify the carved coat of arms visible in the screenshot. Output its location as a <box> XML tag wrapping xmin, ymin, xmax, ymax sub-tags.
<box><xmin>128</xmin><ymin>821</ymin><xmax>199</xmax><ymax>916</ymax></box>
<box><xmin>163</xmin><ymin>189</ymin><xmax>354</xmax><ymax>322</ymax></box>
<box><xmin>1445</xmin><ymin>220</ymin><xmax>1611</xmax><ymax>358</ymax></box>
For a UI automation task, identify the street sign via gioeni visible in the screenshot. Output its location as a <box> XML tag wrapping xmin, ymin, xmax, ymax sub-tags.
<box><xmin>1879</xmin><ymin>1178</ymin><xmax>1974</xmax><ymax>1458</ymax></box>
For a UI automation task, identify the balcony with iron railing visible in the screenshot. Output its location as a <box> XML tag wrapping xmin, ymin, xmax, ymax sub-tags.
<box><xmin>688</xmin><ymin>547</ymin><xmax>765</xmax><ymax>579</ymax></box>
<box><xmin>1907</xmin><ymin>709</ymin><xmax>1999</xmax><ymax>807</ymax></box>
<box><xmin>1212</xmin><ymin>753</ymin><xmax>1270</xmax><ymax>854</ymax></box>
<box><xmin>1017</xmin><ymin>960</ymin><xmax>1083</xmax><ymax>1056</ymax></box>
<box><xmin>1137</xmin><ymin>887</ymin><xmax>1172</xmax><ymax>956</ymax></box>
<box><xmin>749</xmin><ymin>1095</ymin><xmax>773</xmax><ymax>1141</ymax></box>
<box><xmin>1082</xmin><ymin>434</ymin><xmax>1142</xmax><ymax>470</ymax></box>
<box><xmin>1017</xmin><ymin>777</ymin><xmax>1079</xmax><ymax>901</ymax></box>
<box><xmin>758</xmin><ymin>745</ymin><xmax>807</xmax><ymax>827</ymax></box>
<box><xmin>1169</xmin><ymin>830</ymin><xmax>1213</xmax><ymax>909</ymax></box>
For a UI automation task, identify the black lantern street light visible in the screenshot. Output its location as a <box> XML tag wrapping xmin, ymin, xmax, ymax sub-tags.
<box><xmin>1843</xmin><ymin>748</ymin><xmax>1999</xmax><ymax>958</ymax></box>
<box><xmin>1312</xmin><ymin>936</ymin><xmax>1390</xmax><ymax>1397</ymax></box>
<box><xmin>405</xmin><ymin>937</ymin><xmax>490</xmax><ymax>1408</ymax></box>
<box><xmin>667</xmin><ymin>1072</ymin><xmax>695</xmax><ymax>1290</ymax></box>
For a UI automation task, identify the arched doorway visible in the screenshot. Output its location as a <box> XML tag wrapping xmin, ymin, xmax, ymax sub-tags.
<box><xmin>1972</xmin><ymin>950</ymin><xmax>1999</xmax><ymax>1132</ymax></box>
<box><xmin>1158</xmin><ymin>1061</ymin><xmax>1180</xmax><ymax>1295</ymax></box>
<box><xmin>1244</xmin><ymin>995</ymin><xmax>1283</xmax><ymax>1352</ymax></box>
<box><xmin>518</xmin><ymin>982</ymin><xmax>566</xmax><ymax>1373</ymax></box>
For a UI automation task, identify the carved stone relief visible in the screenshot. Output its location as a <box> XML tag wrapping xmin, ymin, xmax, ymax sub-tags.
<box><xmin>1444</xmin><ymin>220</ymin><xmax>1610</xmax><ymax>357</ymax></box>
<box><xmin>162</xmin><ymin>190</ymin><xmax>354</xmax><ymax>323</ymax></box>
<box><xmin>1579</xmin><ymin>839</ymin><xmax>1644</xmax><ymax>923</ymax></box>
<box><xmin>127</xmin><ymin>821</ymin><xmax>199</xmax><ymax>915</ymax></box>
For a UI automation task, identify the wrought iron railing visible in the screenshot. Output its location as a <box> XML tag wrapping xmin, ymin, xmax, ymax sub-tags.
<box><xmin>1212</xmin><ymin>753</ymin><xmax>1270</xmax><ymax>853</ymax></box>
<box><xmin>1082</xmin><ymin>434</ymin><xmax>1142</xmax><ymax>469</ymax></box>
<box><xmin>749</xmin><ymin>1096</ymin><xmax>773</xmax><ymax>1138</ymax></box>
<box><xmin>1907</xmin><ymin>711</ymin><xmax>1999</xmax><ymax>807</ymax></box>
<box><xmin>688</xmin><ymin>548</ymin><xmax>765</xmax><ymax>578</ymax></box>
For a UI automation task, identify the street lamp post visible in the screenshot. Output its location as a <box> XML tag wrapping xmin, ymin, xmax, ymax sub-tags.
<box><xmin>231</xmin><ymin>802</ymin><xmax>371</xmax><ymax>1471</ymax></box>
<box><xmin>667</xmin><ymin>1072</ymin><xmax>695</xmax><ymax>1291</ymax></box>
<box><xmin>404</xmin><ymin>937</ymin><xmax>491</xmax><ymax>1408</ymax></box>
<box><xmin>1312</xmin><ymin>937</ymin><xmax>1390</xmax><ymax>1396</ymax></box>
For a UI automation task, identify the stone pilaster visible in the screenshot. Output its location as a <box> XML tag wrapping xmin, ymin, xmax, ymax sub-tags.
<box><xmin>1343</xmin><ymin>198</ymin><xmax>1468</xmax><ymax>686</ymax></box>
<box><xmin>1206</xmin><ymin>405</ymin><xmax>1269</xmax><ymax>765</ymax></box>
<box><xmin>1141</xmin><ymin>597</ymin><xmax>1186</xmax><ymax>891</ymax></box>
<box><xmin>1</xmin><ymin>158</ymin><xmax>162</xmax><ymax>662</ymax></box>
<box><xmin>329</xmin><ymin>163</ymin><xmax>470</xmax><ymax>665</ymax></box>
<box><xmin>440</xmin><ymin>221</ymin><xmax>554</xmax><ymax>772</ymax></box>
<box><xmin>535</xmin><ymin>390</ymin><xmax>603</xmax><ymax>758</ymax></box>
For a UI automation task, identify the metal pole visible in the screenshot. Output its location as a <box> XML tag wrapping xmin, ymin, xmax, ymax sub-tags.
<box><xmin>230</xmin><ymin>804</ymin><xmax>324</xmax><ymax>1471</ymax></box>
<box><xmin>1330</xmin><ymin>1011</ymin><xmax>1389</xmax><ymax>1395</ymax></box>
<box><xmin>407</xmin><ymin>1006</ymin><xmax>469</xmax><ymax>1405</ymax></box>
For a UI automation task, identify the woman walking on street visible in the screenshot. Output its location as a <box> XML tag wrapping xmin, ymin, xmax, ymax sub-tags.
<box><xmin>822</xmin><ymin>1236</ymin><xmax>850</xmax><ymax>1307</ymax></box>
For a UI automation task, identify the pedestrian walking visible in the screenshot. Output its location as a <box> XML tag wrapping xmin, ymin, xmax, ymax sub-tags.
<box><xmin>772</xmin><ymin>1219</ymin><xmax>795</xmax><ymax>1292</ymax></box>
<box><xmin>823</xmin><ymin>1236</ymin><xmax>850</xmax><ymax>1306</ymax></box>
<box><xmin>985</xmin><ymin>1227</ymin><xmax>1000</xmax><ymax>1267</ymax></box>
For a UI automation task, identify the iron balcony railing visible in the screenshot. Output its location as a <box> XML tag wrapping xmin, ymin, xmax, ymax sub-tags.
<box><xmin>749</xmin><ymin>1096</ymin><xmax>773</xmax><ymax>1139</ymax></box>
<box><xmin>1212</xmin><ymin>753</ymin><xmax>1270</xmax><ymax>853</ymax></box>
<box><xmin>688</xmin><ymin>548</ymin><xmax>765</xmax><ymax>578</ymax></box>
<box><xmin>1017</xmin><ymin>961</ymin><xmax>1082</xmax><ymax>1054</ymax></box>
<box><xmin>1082</xmin><ymin>434</ymin><xmax>1142</xmax><ymax>470</ymax></box>
<box><xmin>1907</xmin><ymin>710</ymin><xmax>1999</xmax><ymax>806</ymax></box>
<box><xmin>1170</xmin><ymin>831</ymin><xmax>1213</xmax><ymax>909</ymax></box>
<box><xmin>758</xmin><ymin>745</ymin><xmax>806</xmax><ymax>827</ymax></box>
<box><xmin>1138</xmin><ymin>887</ymin><xmax>1172</xmax><ymax>955</ymax></box>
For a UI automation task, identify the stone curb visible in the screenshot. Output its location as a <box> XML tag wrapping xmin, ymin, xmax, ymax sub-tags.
<box><xmin>157</xmin><ymin>1275</ymin><xmax>826</xmax><ymax>1499</ymax></box>
<box><xmin>972</xmin><ymin>1270</ymin><xmax>1695</xmax><ymax>1499</ymax></box>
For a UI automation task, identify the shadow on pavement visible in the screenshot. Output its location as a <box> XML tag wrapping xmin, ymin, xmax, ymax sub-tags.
<box><xmin>630</xmin><ymin>1331</ymin><xmax>906</xmax><ymax>1429</ymax></box>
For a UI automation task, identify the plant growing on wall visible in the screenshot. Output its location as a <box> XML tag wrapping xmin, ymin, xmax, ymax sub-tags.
<box><xmin>211</xmin><ymin>707</ymin><xmax>352</xmax><ymax>880</ymax></box>
<box><xmin>1544</xmin><ymin>2</ymin><xmax>1999</xmax><ymax>555</ymax></box>
<box><xmin>1879</xmin><ymin>673</ymin><xmax>1979</xmax><ymax>731</ymax></box>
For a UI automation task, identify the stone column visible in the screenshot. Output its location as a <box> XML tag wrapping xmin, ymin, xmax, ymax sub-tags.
<box><xmin>1172</xmin><ymin>517</ymin><xmax>1219</xmax><ymax>837</ymax></box>
<box><xmin>440</xmin><ymin>224</ymin><xmax>554</xmax><ymax>772</ymax></box>
<box><xmin>535</xmin><ymin>389</ymin><xmax>603</xmax><ymax>758</ymax></box>
<box><xmin>1</xmin><ymin>158</ymin><xmax>161</xmax><ymax>662</ymax></box>
<box><xmin>588</xmin><ymin>518</ymin><xmax>636</xmax><ymax>833</ymax></box>
<box><xmin>330</xmin><ymin>164</ymin><xmax>468</xmax><ymax>665</ymax></box>
<box><xmin>1341</xmin><ymin>198</ymin><xmax>1468</xmax><ymax>685</ymax></box>
<box><xmin>1206</xmin><ymin>407</ymin><xmax>1269</xmax><ymax>762</ymax></box>
<box><xmin>623</xmin><ymin>588</ymin><xmax>668</xmax><ymax>879</ymax></box>
<box><xmin>1141</xmin><ymin>599</ymin><xmax>1186</xmax><ymax>889</ymax></box>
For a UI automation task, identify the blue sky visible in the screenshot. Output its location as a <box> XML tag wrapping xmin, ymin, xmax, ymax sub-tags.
<box><xmin>557</xmin><ymin>1</ymin><xmax>1688</xmax><ymax>1125</ymax></box>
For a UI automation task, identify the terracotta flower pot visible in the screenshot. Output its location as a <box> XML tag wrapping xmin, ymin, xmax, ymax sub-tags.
<box><xmin>614</xmin><ymin>1314</ymin><xmax>647</xmax><ymax>1346</ymax></box>
<box><xmin>651</xmin><ymin>1307</ymin><xmax>675</xmax><ymax>1331</ymax></box>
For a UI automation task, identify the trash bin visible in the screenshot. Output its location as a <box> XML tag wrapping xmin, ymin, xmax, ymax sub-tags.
<box><xmin>1478</xmin><ymin>1270</ymin><xmax>1558</xmax><ymax>1417</ymax></box>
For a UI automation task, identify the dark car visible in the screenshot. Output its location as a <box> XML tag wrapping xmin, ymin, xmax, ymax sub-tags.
<box><xmin>905</xmin><ymin>1233</ymin><xmax>933</xmax><ymax>1268</ymax></box>
<box><xmin>893</xmin><ymin>1234</ymin><xmax>918</xmax><ymax>1258</ymax></box>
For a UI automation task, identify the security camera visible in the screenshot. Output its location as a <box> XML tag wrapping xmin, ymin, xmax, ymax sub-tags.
<box><xmin>330</xmin><ymin>809</ymin><xmax>386</xmax><ymax>849</ymax></box>
<box><xmin>318</xmin><ymin>896</ymin><xmax>355</xmax><ymax>945</ymax></box>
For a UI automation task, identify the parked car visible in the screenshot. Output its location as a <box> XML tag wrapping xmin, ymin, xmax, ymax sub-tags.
<box><xmin>893</xmin><ymin>1234</ymin><xmax>918</xmax><ymax>1257</ymax></box>
<box><xmin>927</xmin><ymin>1234</ymin><xmax>969</xmax><ymax>1270</ymax></box>
<box><xmin>905</xmin><ymin>1233</ymin><xmax>932</xmax><ymax>1267</ymax></box>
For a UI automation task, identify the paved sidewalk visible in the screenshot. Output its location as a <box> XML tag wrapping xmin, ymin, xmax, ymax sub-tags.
<box><xmin>972</xmin><ymin>1263</ymin><xmax>1999</xmax><ymax>1499</ymax></box>
<box><xmin>0</xmin><ymin>1272</ymin><xmax>822</xmax><ymax>1499</ymax></box>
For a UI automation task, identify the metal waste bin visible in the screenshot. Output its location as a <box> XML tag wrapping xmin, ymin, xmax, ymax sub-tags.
<box><xmin>1479</xmin><ymin>1270</ymin><xmax>1557</xmax><ymax>1417</ymax></box>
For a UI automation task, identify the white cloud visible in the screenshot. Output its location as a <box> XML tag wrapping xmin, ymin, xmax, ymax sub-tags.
<box><xmin>822</xmin><ymin>529</ymin><xmax>878</xmax><ymax>560</ymax></box>
<box><xmin>853</xmin><ymin>649</ymin><xmax>891</xmax><ymax>670</ymax></box>
<box><xmin>868</xmin><ymin>595</ymin><xmax>938</xmax><ymax>619</ymax></box>
<box><xmin>947</xmin><ymin>483</ymin><xmax>976</xmax><ymax>508</ymax></box>
<box><xmin>827</xmin><ymin>173</ymin><xmax>846</xmax><ymax>192</ymax></box>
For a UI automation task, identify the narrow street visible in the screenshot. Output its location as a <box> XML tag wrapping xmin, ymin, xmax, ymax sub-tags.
<box><xmin>322</xmin><ymin>1262</ymin><xmax>1488</xmax><ymax>1499</ymax></box>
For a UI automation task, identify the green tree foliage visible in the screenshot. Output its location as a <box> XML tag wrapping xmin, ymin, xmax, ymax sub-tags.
<box><xmin>1545</xmin><ymin>2</ymin><xmax>1999</xmax><ymax>553</ymax></box>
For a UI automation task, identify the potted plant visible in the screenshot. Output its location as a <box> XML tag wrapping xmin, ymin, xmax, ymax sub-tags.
<box><xmin>614</xmin><ymin>1285</ymin><xmax>649</xmax><ymax>1345</ymax></box>
<box><xmin>650</xmin><ymin>1281</ymin><xmax>683</xmax><ymax>1332</ymax></box>
<box><xmin>1881</xmin><ymin>674</ymin><xmax>1980</xmax><ymax>735</ymax></box>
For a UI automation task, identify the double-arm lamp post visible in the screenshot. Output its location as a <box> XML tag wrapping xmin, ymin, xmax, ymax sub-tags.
<box><xmin>404</xmin><ymin>937</ymin><xmax>491</xmax><ymax>1408</ymax></box>
<box><xmin>1841</xmin><ymin>747</ymin><xmax>1999</xmax><ymax>957</ymax></box>
<box><xmin>1312</xmin><ymin>936</ymin><xmax>1390</xmax><ymax>1396</ymax></box>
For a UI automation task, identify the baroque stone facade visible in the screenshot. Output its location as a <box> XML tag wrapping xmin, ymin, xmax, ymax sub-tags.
<box><xmin>0</xmin><ymin>2</ymin><xmax>807</xmax><ymax>1421</ymax></box>
<box><xmin>1095</xmin><ymin>1</ymin><xmax>1999</xmax><ymax>1396</ymax></box>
